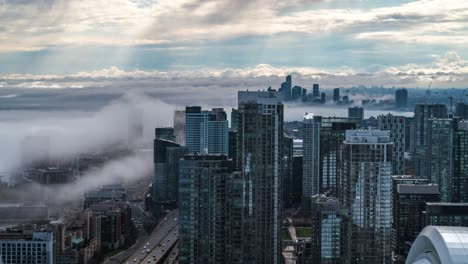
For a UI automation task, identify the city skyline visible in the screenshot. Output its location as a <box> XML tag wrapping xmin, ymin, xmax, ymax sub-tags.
<box><xmin>0</xmin><ymin>1</ymin><xmax>467</xmax><ymax>88</ymax></box>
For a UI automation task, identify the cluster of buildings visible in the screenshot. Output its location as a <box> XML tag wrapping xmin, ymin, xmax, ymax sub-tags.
<box><xmin>147</xmin><ymin>76</ymin><xmax>468</xmax><ymax>264</ymax></box>
<box><xmin>0</xmin><ymin>184</ymin><xmax>133</xmax><ymax>264</ymax></box>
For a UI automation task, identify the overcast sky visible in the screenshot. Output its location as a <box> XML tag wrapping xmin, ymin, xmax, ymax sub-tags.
<box><xmin>0</xmin><ymin>0</ymin><xmax>467</xmax><ymax>88</ymax></box>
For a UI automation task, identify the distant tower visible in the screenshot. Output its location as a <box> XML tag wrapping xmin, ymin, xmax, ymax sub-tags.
<box><xmin>312</xmin><ymin>84</ymin><xmax>320</xmax><ymax>97</ymax></box>
<box><xmin>281</xmin><ymin>75</ymin><xmax>292</xmax><ymax>101</ymax></box>
<box><xmin>348</xmin><ymin>106</ymin><xmax>364</xmax><ymax>120</ymax></box>
<box><xmin>395</xmin><ymin>89</ymin><xmax>408</xmax><ymax>108</ymax></box>
<box><xmin>333</xmin><ymin>88</ymin><xmax>340</xmax><ymax>101</ymax></box>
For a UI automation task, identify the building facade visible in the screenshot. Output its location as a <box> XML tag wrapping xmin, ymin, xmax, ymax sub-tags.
<box><xmin>412</xmin><ymin>103</ymin><xmax>448</xmax><ymax>179</ymax></box>
<box><xmin>303</xmin><ymin>114</ymin><xmax>320</xmax><ymax>199</ymax></box>
<box><xmin>391</xmin><ymin>176</ymin><xmax>440</xmax><ymax>262</ymax></box>
<box><xmin>378</xmin><ymin>114</ymin><xmax>406</xmax><ymax>175</ymax></box>
<box><xmin>185</xmin><ymin>106</ymin><xmax>228</xmax><ymax>155</ymax></box>
<box><xmin>311</xmin><ymin>195</ymin><xmax>349</xmax><ymax>264</ymax></box>
<box><xmin>237</xmin><ymin>91</ymin><xmax>283</xmax><ymax>264</ymax></box>
<box><xmin>0</xmin><ymin>230</ymin><xmax>54</xmax><ymax>264</ymax></box>
<box><xmin>178</xmin><ymin>155</ymin><xmax>242</xmax><ymax>264</ymax></box>
<box><xmin>340</xmin><ymin>130</ymin><xmax>393</xmax><ymax>264</ymax></box>
<box><xmin>395</xmin><ymin>89</ymin><xmax>408</xmax><ymax>108</ymax></box>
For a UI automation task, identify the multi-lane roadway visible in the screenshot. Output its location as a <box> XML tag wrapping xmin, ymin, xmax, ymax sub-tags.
<box><xmin>126</xmin><ymin>210</ymin><xmax>178</xmax><ymax>264</ymax></box>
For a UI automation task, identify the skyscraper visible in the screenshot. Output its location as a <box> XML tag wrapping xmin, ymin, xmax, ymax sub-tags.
<box><xmin>178</xmin><ymin>155</ymin><xmax>243</xmax><ymax>264</ymax></box>
<box><xmin>455</xmin><ymin>102</ymin><xmax>468</xmax><ymax>120</ymax></box>
<box><xmin>333</xmin><ymin>88</ymin><xmax>340</xmax><ymax>101</ymax></box>
<box><xmin>313</xmin><ymin>84</ymin><xmax>320</xmax><ymax>97</ymax></box>
<box><xmin>155</xmin><ymin>127</ymin><xmax>175</xmax><ymax>141</ymax></box>
<box><xmin>303</xmin><ymin>114</ymin><xmax>320</xmax><ymax>199</ymax></box>
<box><xmin>153</xmin><ymin>138</ymin><xmax>187</xmax><ymax>215</ymax></box>
<box><xmin>395</xmin><ymin>89</ymin><xmax>408</xmax><ymax>108</ymax></box>
<box><xmin>412</xmin><ymin>103</ymin><xmax>448</xmax><ymax>178</ymax></box>
<box><xmin>237</xmin><ymin>90</ymin><xmax>283</xmax><ymax>264</ymax></box>
<box><xmin>291</xmin><ymin>86</ymin><xmax>303</xmax><ymax>100</ymax></box>
<box><xmin>348</xmin><ymin>106</ymin><xmax>364</xmax><ymax>120</ymax></box>
<box><xmin>378</xmin><ymin>114</ymin><xmax>406</xmax><ymax>175</ymax></box>
<box><xmin>311</xmin><ymin>195</ymin><xmax>349</xmax><ymax>264</ymax></box>
<box><xmin>281</xmin><ymin>75</ymin><xmax>292</xmax><ymax>101</ymax></box>
<box><xmin>319</xmin><ymin>117</ymin><xmax>361</xmax><ymax>196</ymax></box>
<box><xmin>430</xmin><ymin>118</ymin><xmax>468</xmax><ymax>202</ymax></box>
<box><xmin>391</xmin><ymin>176</ymin><xmax>440</xmax><ymax>262</ymax></box>
<box><xmin>185</xmin><ymin>106</ymin><xmax>228</xmax><ymax>155</ymax></box>
<box><xmin>341</xmin><ymin>130</ymin><xmax>393</xmax><ymax>263</ymax></box>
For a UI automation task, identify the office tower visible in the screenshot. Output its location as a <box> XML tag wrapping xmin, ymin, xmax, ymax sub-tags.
<box><xmin>341</xmin><ymin>130</ymin><xmax>393</xmax><ymax>264</ymax></box>
<box><xmin>311</xmin><ymin>195</ymin><xmax>349</xmax><ymax>264</ymax></box>
<box><xmin>281</xmin><ymin>75</ymin><xmax>292</xmax><ymax>101</ymax></box>
<box><xmin>424</xmin><ymin>203</ymin><xmax>468</xmax><ymax>227</ymax></box>
<box><xmin>0</xmin><ymin>230</ymin><xmax>54</xmax><ymax>264</ymax></box>
<box><xmin>333</xmin><ymin>88</ymin><xmax>340</xmax><ymax>101</ymax></box>
<box><xmin>178</xmin><ymin>155</ymin><xmax>242</xmax><ymax>264</ymax></box>
<box><xmin>319</xmin><ymin>117</ymin><xmax>361</xmax><ymax>196</ymax></box>
<box><xmin>283</xmin><ymin>136</ymin><xmax>294</xmax><ymax>208</ymax></box>
<box><xmin>292</xmin><ymin>86</ymin><xmax>303</xmax><ymax>100</ymax></box>
<box><xmin>456</xmin><ymin>102</ymin><xmax>468</xmax><ymax>119</ymax></box>
<box><xmin>391</xmin><ymin>176</ymin><xmax>440</xmax><ymax>262</ymax></box>
<box><xmin>231</xmin><ymin>108</ymin><xmax>238</xmax><ymax>130</ymax></box>
<box><xmin>406</xmin><ymin>226</ymin><xmax>468</xmax><ymax>264</ymax></box>
<box><xmin>395</xmin><ymin>89</ymin><xmax>408</xmax><ymax>108</ymax></box>
<box><xmin>412</xmin><ymin>103</ymin><xmax>448</xmax><ymax>178</ymax></box>
<box><xmin>348</xmin><ymin>106</ymin><xmax>364</xmax><ymax>120</ymax></box>
<box><xmin>237</xmin><ymin>90</ymin><xmax>283</xmax><ymax>264</ymax></box>
<box><xmin>174</xmin><ymin>110</ymin><xmax>186</xmax><ymax>146</ymax></box>
<box><xmin>153</xmin><ymin>138</ymin><xmax>187</xmax><ymax>215</ymax></box>
<box><xmin>302</xmin><ymin>88</ymin><xmax>307</xmax><ymax>101</ymax></box>
<box><xmin>430</xmin><ymin>118</ymin><xmax>468</xmax><ymax>202</ymax></box>
<box><xmin>155</xmin><ymin>127</ymin><xmax>175</xmax><ymax>141</ymax></box>
<box><xmin>378</xmin><ymin>114</ymin><xmax>406</xmax><ymax>175</ymax></box>
<box><xmin>185</xmin><ymin>106</ymin><xmax>228</xmax><ymax>155</ymax></box>
<box><xmin>321</xmin><ymin>92</ymin><xmax>326</xmax><ymax>103</ymax></box>
<box><xmin>313</xmin><ymin>84</ymin><xmax>320</xmax><ymax>97</ymax></box>
<box><xmin>303</xmin><ymin>114</ymin><xmax>320</xmax><ymax>198</ymax></box>
<box><xmin>343</xmin><ymin>95</ymin><xmax>350</xmax><ymax>104</ymax></box>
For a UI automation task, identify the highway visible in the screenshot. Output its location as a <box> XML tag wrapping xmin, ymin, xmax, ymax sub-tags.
<box><xmin>126</xmin><ymin>210</ymin><xmax>178</xmax><ymax>264</ymax></box>
<box><xmin>162</xmin><ymin>242</ymin><xmax>178</xmax><ymax>264</ymax></box>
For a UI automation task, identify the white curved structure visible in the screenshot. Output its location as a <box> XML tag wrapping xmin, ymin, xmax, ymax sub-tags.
<box><xmin>406</xmin><ymin>226</ymin><xmax>468</xmax><ymax>264</ymax></box>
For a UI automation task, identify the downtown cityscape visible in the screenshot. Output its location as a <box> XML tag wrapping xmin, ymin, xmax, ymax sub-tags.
<box><xmin>1</xmin><ymin>0</ymin><xmax>468</xmax><ymax>264</ymax></box>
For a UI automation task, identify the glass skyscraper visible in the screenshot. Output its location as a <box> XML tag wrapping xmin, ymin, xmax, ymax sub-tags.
<box><xmin>178</xmin><ymin>155</ymin><xmax>242</xmax><ymax>264</ymax></box>
<box><xmin>237</xmin><ymin>90</ymin><xmax>283</xmax><ymax>264</ymax></box>
<box><xmin>341</xmin><ymin>130</ymin><xmax>393</xmax><ymax>264</ymax></box>
<box><xmin>185</xmin><ymin>106</ymin><xmax>228</xmax><ymax>155</ymax></box>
